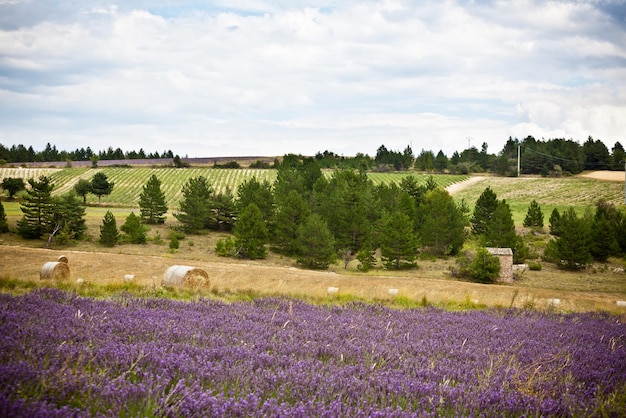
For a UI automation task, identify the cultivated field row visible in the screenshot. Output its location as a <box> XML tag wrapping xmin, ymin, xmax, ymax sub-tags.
<box><xmin>1</xmin><ymin>167</ymin><xmax>623</xmax><ymax>216</ymax></box>
<box><xmin>1</xmin><ymin>168</ymin><xmax>470</xmax><ymax>208</ymax></box>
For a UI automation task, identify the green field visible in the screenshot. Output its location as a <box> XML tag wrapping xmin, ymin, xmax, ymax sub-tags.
<box><xmin>0</xmin><ymin>167</ymin><xmax>470</xmax><ymax>209</ymax></box>
<box><xmin>452</xmin><ymin>176</ymin><xmax>625</xmax><ymax>224</ymax></box>
<box><xmin>1</xmin><ymin>167</ymin><xmax>624</xmax><ymax>224</ymax></box>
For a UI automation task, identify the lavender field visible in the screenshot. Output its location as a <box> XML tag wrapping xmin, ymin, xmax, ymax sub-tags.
<box><xmin>1</xmin><ymin>290</ymin><xmax>625</xmax><ymax>417</ymax></box>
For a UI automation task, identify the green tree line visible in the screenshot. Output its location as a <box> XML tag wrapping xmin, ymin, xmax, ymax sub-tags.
<box><xmin>2</xmin><ymin>135</ymin><xmax>624</xmax><ymax>175</ymax></box>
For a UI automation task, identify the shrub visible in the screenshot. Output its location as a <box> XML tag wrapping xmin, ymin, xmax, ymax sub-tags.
<box><xmin>169</xmin><ymin>236</ymin><xmax>179</xmax><ymax>250</ymax></box>
<box><xmin>121</xmin><ymin>212</ymin><xmax>148</xmax><ymax>244</ymax></box>
<box><xmin>468</xmin><ymin>248</ymin><xmax>501</xmax><ymax>283</ymax></box>
<box><xmin>215</xmin><ymin>237</ymin><xmax>237</xmax><ymax>257</ymax></box>
<box><xmin>528</xmin><ymin>261</ymin><xmax>542</xmax><ymax>271</ymax></box>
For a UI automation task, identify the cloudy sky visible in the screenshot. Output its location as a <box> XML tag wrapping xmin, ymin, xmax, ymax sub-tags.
<box><xmin>1</xmin><ymin>0</ymin><xmax>625</xmax><ymax>158</ymax></box>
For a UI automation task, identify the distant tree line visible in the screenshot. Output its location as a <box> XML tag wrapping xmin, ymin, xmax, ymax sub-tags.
<box><xmin>1</xmin><ymin>135</ymin><xmax>623</xmax><ymax>175</ymax></box>
<box><xmin>0</xmin><ymin>142</ymin><xmax>174</xmax><ymax>164</ymax></box>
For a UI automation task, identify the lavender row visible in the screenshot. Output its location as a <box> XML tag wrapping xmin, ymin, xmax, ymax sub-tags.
<box><xmin>1</xmin><ymin>289</ymin><xmax>624</xmax><ymax>417</ymax></box>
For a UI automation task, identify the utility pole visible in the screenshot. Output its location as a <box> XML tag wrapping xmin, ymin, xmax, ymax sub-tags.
<box><xmin>621</xmin><ymin>160</ymin><xmax>626</xmax><ymax>205</ymax></box>
<box><xmin>518</xmin><ymin>145</ymin><xmax>521</xmax><ymax>177</ymax></box>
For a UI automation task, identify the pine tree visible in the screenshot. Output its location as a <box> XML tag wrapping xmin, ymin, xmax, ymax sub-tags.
<box><xmin>523</xmin><ymin>200</ymin><xmax>544</xmax><ymax>228</ymax></box>
<box><xmin>48</xmin><ymin>192</ymin><xmax>87</xmax><ymax>246</ymax></box>
<box><xmin>209</xmin><ymin>187</ymin><xmax>237</xmax><ymax>231</ymax></box>
<box><xmin>272</xmin><ymin>190</ymin><xmax>310</xmax><ymax>256</ymax></box>
<box><xmin>549</xmin><ymin>208</ymin><xmax>561</xmax><ymax>236</ymax></box>
<box><xmin>17</xmin><ymin>176</ymin><xmax>55</xmax><ymax>239</ymax></box>
<box><xmin>468</xmin><ymin>248</ymin><xmax>501</xmax><ymax>283</ymax></box>
<box><xmin>471</xmin><ymin>186</ymin><xmax>499</xmax><ymax>235</ymax></box>
<box><xmin>139</xmin><ymin>174</ymin><xmax>168</xmax><ymax>224</ymax></box>
<box><xmin>99</xmin><ymin>210</ymin><xmax>119</xmax><ymax>247</ymax></box>
<box><xmin>73</xmin><ymin>179</ymin><xmax>92</xmax><ymax>204</ymax></box>
<box><xmin>420</xmin><ymin>188</ymin><xmax>466</xmax><ymax>256</ymax></box>
<box><xmin>1</xmin><ymin>177</ymin><xmax>25</xmax><ymax>199</ymax></box>
<box><xmin>174</xmin><ymin>176</ymin><xmax>213</xmax><ymax>233</ymax></box>
<box><xmin>236</xmin><ymin>176</ymin><xmax>275</xmax><ymax>226</ymax></box>
<box><xmin>234</xmin><ymin>203</ymin><xmax>268</xmax><ymax>259</ymax></box>
<box><xmin>379</xmin><ymin>210</ymin><xmax>419</xmax><ymax>270</ymax></box>
<box><xmin>483</xmin><ymin>200</ymin><xmax>517</xmax><ymax>247</ymax></box>
<box><xmin>0</xmin><ymin>201</ymin><xmax>9</xmax><ymax>233</ymax></box>
<box><xmin>296</xmin><ymin>214</ymin><xmax>337</xmax><ymax>269</ymax></box>
<box><xmin>91</xmin><ymin>172</ymin><xmax>114</xmax><ymax>205</ymax></box>
<box><xmin>553</xmin><ymin>208</ymin><xmax>592</xmax><ymax>270</ymax></box>
<box><xmin>590</xmin><ymin>200</ymin><xmax>621</xmax><ymax>262</ymax></box>
<box><xmin>121</xmin><ymin>212</ymin><xmax>148</xmax><ymax>244</ymax></box>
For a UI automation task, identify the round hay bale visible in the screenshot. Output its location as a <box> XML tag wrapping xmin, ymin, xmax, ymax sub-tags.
<box><xmin>57</xmin><ymin>255</ymin><xmax>69</xmax><ymax>264</ymax></box>
<box><xmin>40</xmin><ymin>261</ymin><xmax>70</xmax><ymax>280</ymax></box>
<box><xmin>162</xmin><ymin>265</ymin><xmax>209</xmax><ymax>288</ymax></box>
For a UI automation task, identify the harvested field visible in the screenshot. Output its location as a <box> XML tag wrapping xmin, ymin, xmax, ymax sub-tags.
<box><xmin>2</xmin><ymin>246</ymin><xmax>624</xmax><ymax>312</ymax></box>
<box><xmin>579</xmin><ymin>170</ymin><xmax>625</xmax><ymax>181</ymax></box>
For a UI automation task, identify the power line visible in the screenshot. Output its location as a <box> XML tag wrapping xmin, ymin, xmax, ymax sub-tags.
<box><xmin>523</xmin><ymin>147</ymin><xmax>580</xmax><ymax>164</ymax></box>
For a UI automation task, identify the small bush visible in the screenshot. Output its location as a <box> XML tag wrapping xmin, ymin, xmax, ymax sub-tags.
<box><xmin>467</xmin><ymin>248</ymin><xmax>500</xmax><ymax>284</ymax></box>
<box><xmin>169</xmin><ymin>236</ymin><xmax>179</xmax><ymax>250</ymax></box>
<box><xmin>152</xmin><ymin>232</ymin><xmax>164</xmax><ymax>245</ymax></box>
<box><xmin>528</xmin><ymin>261</ymin><xmax>542</xmax><ymax>271</ymax></box>
<box><xmin>167</xmin><ymin>230</ymin><xmax>186</xmax><ymax>241</ymax></box>
<box><xmin>215</xmin><ymin>237</ymin><xmax>237</xmax><ymax>257</ymax></box>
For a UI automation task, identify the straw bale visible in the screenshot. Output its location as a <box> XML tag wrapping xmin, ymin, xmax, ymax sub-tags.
<box><xmin>162</xmin><ymin>265</ymin><xmax>209</xmax><ymax>287</ymax></box>
<box><xmin>57</xmin><ymin>255</ymin><xmax>69</xmax><ymax>264</ymax></box>
<box><xmin>40</xmin><ymin>261</ymin><xmax>70</xmax><ymax>280</ymax></box>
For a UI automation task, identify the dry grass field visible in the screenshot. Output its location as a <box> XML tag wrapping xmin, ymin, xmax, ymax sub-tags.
<box><xmin>1</xmin><ymin>218</ymin><xmax>624</xmax><ymax>313</ymax></box>
<box><xmin>1</xmin><ymin>172</ymin><xmax>625</xmax><ymax>313</ymax></box>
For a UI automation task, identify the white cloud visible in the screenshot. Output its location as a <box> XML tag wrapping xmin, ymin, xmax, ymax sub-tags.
<box><xmin>0</xmin><ymin>0</ymin><xmax>625</xmax><ymax>157</ymax></box>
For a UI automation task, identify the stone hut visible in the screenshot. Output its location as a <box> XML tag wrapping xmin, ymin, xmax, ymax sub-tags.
<box><xmin>486</xmin><ymin>247</ymin><xmax>513</xmax><ymax>283</ymax></box>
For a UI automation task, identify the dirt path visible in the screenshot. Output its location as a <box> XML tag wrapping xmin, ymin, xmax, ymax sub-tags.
<box><xmin>446</xmin><ymin>176</ymin><xmax>485</xmax><ymax>194</ymax></box>
<box><xmin>578</xmin><ymin>171</ymin><xmax>625</xmax><ymax>182</ymax></box>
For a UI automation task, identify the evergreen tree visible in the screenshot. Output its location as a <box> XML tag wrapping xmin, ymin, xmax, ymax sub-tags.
<box><xmin>356</xmin><ymin>240</ymin><xmax>377</xmax><ymax>272</ymax></box>
<box><xmin>483</xmin><ymin>200</ymin><xmax>517</xmax><ymax>247</ymax></box>
<box><xmin>590</xmin><ymin>216</ymin><xmax>619</xmax><ymax>262</ymax></box>
<box><xmin>590</xmin><ymin>200</ymin><xmax>621</xmax><ymax>261</ymax></box>
<box><xmin>420</xmin><ymin>188</ymin><xmax>466</xmax><ymax>256</ymax></box>
<box><xmin>434</xmin><ymin>150</ymin><xmax>449</xmax><ymax>172</ymax></box>
<box><xmin>471</xmin><ymin>186</ymin><xmax>499</xmax><ymax>235</ymax></box>
<box><xmin>295</xmin><ymin>214</ymin><xmax>337</xmax><ymax>269</ymax></box>
<box><xmin>468</xmin><ymin>248</ymin><xmax>501</xmax><ymax>284</ymax></box>
<box><xmin>209</xmin><ymin>187</ymin><xmax>237</xmax><ymax>231</ymax></box>
<box><xmin>0</xmin><ymin>201</ymin><xmax>9</xmax><ymax>233</ymax></box>
<box><xmin>272</xmin><ymin>190</ymin><xmax>310</xmax><ymax>255</ymax></box>
<box><xmin>49</xmin><ymin>192</ymin><xmax>87</xmax><ymax>243</ymax></box>
<box><xmin>379</xmin><ymin>210</ymin><xmax>419</xmax><ymax>270</ymax></box>
<box><xmin>139</xmin><ymin>174</ymin><xmax>168</xmax><ymax>224</ymax></box>
<box><xmin>234</xmin><ymin>203</ymin><xmax>268</xmax><ymax>259</ymax></box>
<box><xmin>523</xmin><ymin>200</ymin><xmax>544</xmax><ymax>228</ymax></box>
<box><xmin>312</xmin><ymin>169</ymin><xmax>373</xmax><ymax>253</ymax></box>
<box><xmin>553</xmin><ymin>208</ymin><xmax>592</xmax><ymax>270</ymax></box>
<box><xmin>1</xmin><ymin>177</ymin><xmax>25</xmax><ymax>199</ymax></box>
<box><xmin>17</xmin><ymin>176</ymin><xmax>55</xmax><ymax>239</ymax></box>
<box><xmin>73</xmin><ymin>179</ymin><xmax>92</xmax><ymax>204</ymax></box>
<box><xmin>121</xmin><ymin>212</ymin><xmax>148</xmax><ymax>244</ymax></box>
<box><xmin>91</xmin><ymin>172</ymin><xmax>114</xmax><ymax>205</ymax></box>
<box><xmin>549</xmin><ymin>208</ymin><xmax>561</xmax><ymax>236</ymax></box>
<box><xmin>237</xmin><ymin>176</ymin><xmax>275</xmax><ymax>227</ymax></box>
<box><xmin>174</xmin><ymin>176</ymin><xmax>213</xmax><ymax>233</ymax></box>
<box><xmin>99</xmin><ymin>210</ymin><xmax>119</xmax><ymax>247</ymax></box>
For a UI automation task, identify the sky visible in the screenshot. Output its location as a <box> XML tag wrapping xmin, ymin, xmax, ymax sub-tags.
<box><xmin>0</xmin><ymin>0</ymin><xmax>625</xmax><ymax>158</ymax></box>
